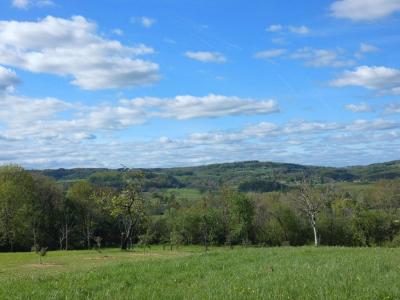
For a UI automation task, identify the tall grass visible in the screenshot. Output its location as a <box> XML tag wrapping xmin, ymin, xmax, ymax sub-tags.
<box><xmin>1</xmin><ymin>246</ymin><xmax>399</xmax><ymax>299</ymax></box>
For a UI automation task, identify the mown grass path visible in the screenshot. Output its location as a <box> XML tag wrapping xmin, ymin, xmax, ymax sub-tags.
<box><xmin>1</xmin><ymin>246</ymin><xmax>399</xmax><ymax>299</ymax></box>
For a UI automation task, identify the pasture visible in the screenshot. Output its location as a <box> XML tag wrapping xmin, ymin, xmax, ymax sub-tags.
<box><xmin>1</xmin><ymin>246</ymin><xmax>399</xmax><ymax>299</ymax></box>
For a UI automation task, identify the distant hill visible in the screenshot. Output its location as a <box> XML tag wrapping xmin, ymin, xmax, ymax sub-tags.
<box><xmin>30</xmin><ymin>160</ymin><xmax>400</xmax><ymax>193</ymax></box>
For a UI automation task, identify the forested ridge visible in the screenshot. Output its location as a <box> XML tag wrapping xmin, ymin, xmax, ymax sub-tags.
<box><xmin>33</xmin><ymin>160</ymin><xmax>400</xmax><ymax>191</ymax></box>
<box><xmin>1</xmin><ymin>160</ymin><xmax>400</xmax><ymax>252</ymax></box>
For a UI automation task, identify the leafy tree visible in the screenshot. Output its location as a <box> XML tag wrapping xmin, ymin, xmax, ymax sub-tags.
<box><xmin>229</xmin><ymin>192</ymin><xmax>255</xmax><ymax>245</ymax></box>
<box><xmin>107</xmin><ymin>171</ymin><xmax>146</xmax><ymax>250</ymax></box>
<box><xmin>0</xmin><ymin>165</ymin><xmax>35</xmax><ymax>251</ymax></box>
<box><xmin>31</xmin><ymin>175</ymin><xmax>63</xmax><ymax>250</ymax></box>
<box><xmin>67</xmin><ymin>181</ymin><xmax>96</xmax><ymax>249</ymax></box>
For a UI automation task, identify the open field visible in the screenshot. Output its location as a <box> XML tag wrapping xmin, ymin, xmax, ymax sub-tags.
<box><xmin>1</xmin><ymin>246</ymin><xmax>399</xmax><ymax>299</ymax></box>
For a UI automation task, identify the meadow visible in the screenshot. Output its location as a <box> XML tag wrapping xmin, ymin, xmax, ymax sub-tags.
<box><xmin>1</xmin><ymin>246</ymin><xmax>399</xmax><ymax>299</ymax></box>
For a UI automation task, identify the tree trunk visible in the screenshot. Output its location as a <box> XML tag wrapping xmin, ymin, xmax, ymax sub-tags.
<box><xmin>121</xmin><ymin>234</ymin><xmax>128</xmax><ymax>250</ymax></box>
<box><xmin>85</xmin><ymin>220</ymin><xmax>91</xmax><ymax>249</ymax></box>
<box><xmin>33</xmin><ymin>227</ymin><xmax>38</xmax><ymax>248</ymax></box>
<box><xmin>87</xmin><ymin>233</ymin><xmax>91</xmax><ymax>249</ymax></box>
<box><xmin>311</xmin><ymin>214</ymin><xmax>318</xmax><ymax>246</ymax></box>
<box><xmin>65</xmin><ymin>224</ymin><xmax>69</xmax><ymax>250</ymax></box>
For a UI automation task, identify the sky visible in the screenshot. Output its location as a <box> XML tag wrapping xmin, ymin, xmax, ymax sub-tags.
<box><xmin>0</xmin><ymin>0</ymin><xmax>399</xmax><ymax>169</ymax></box>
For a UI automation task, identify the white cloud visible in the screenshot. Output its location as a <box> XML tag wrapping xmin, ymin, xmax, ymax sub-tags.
<box><xmin>112</xmin><ymin>28</ymin><xmax>123</xmax><ymax>36</ymax></box>
<box><xmin>282</xmin><ymin>121</ymin><xmax>342</xmax><ymax>134</ymax></box>
<box><xmin>384</xmin><ymin>102</ymin><xmax>400</xmax><ymax>114</ymax></box>
<box><xmin>0</xmin><ymin>94</ymin><xmax>70</xmax><ymax>126</ymax></box>
<box><xmin>266</xmin><ymin>24</ymin><xmax>283</xmax><ymax>32</ymax></box>
<box><xmin>0</xmin><ymin>90</ymin><xmax>280</xmax><ymax>143</ymax></box>
<box><xmin>191</xmin><ymin>118</ymin><xmax>400</xmax><ymax>145</ymax></box>
<box><xmin>291</xmin><ymin>47</ymin><xmax>355</xmax><ymax>67</ymax></box>
<box><xmin>141</xmin><ymin>17</ymin><xmax>156</xmax><ymax>28</ymax></box>
<box><xmin>330</xmin><ymin>66</ymin><xmax>400</xmax><ymax>94</ymax></box>
<box><xmin>359</xmin><ymin>43</ymin><xmax>379</xmax><ymax>53</ymax></box>
<box><xmin>12</xmin><ymin>0</ymin><xmax>29</xmax><ymax>8</ymax></box>
<box><xmin>355</xmin><ymin>43</ymin><xmax>379</xmax><ymax>58</ymax></box>
<box><xmin>0</xmin><ymin>100</ymin><xmax>145</xmax><ymax>141</ymax></box>
<box><xmin>11</xmin><ymin>0</ymin><xmax>54</xmax><ymax>9</ymax></box>
<box><xmin>0</xmin><ymin>16</ymin><xmax>159</xmax><ymax>90</ymax></box>
<box><xmin>346</xmin><ymin>119</ymin><xmax>400</xmax><ymax>131</ymax></box>
<box><xmin>288</xmin><ymin>25</ymin><xmax>310</xmax><ymax>34</ymax></box>
<box><xmin>254</xmin><ymin>49</ymin><xmax>286</xmax><ymax>59</ymax></box>
<box><xmin>256</xmin><ymin>46</ymin><xmax>373</xmax><ymax>67</ymax></box>
<box><xmin>131</xmin><ymin>16</ymin><xmax>156</xmax><ymax>28</ymax></box>
<box><xmin>344</xmin><ymin>102</ymin><xmax>374</xmax><ymax>112</ymax></box>
<box><xmin>184</xmin><ymin>51</ymin><xmax>227</xmax><ymax>63</ymax></box>
<box><xmin>2</xmin><ymin>116</ymin><xmax>400</xmax><ymax>168</ymax></box>
<box><xmin>0</xmin><ymin>66</ymin><xmax>19</xmax><ymax>92</ymax></box>
<box><xmin>123</xmin><ymin>94</ymin><xmax>279</xmax><ymax>119</ymax></box>
<box><xmin>266</xmin><ymin>24</ymin><xmax>310</xmax><ymax>35</ymax></box>
<box><xmin>330</xmin><ymin>0</ymin><xmax>400</xmax><ymax>21</ymax></box>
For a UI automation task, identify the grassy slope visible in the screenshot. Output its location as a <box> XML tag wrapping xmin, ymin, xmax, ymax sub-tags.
<box><xmin>1</xmin><ymin>247</ymin><xmax>399</xmax><ymax>299</ymax></box>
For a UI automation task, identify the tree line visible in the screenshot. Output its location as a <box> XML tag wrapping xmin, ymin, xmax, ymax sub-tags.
<box><xmin>0</xmin><ymin>165</ymin><xmax>399</xmax><ymax>252</ymax></box>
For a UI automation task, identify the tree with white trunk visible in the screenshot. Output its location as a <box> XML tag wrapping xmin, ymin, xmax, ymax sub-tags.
<box><xmin>296</xmin><ymin>178</ymin><xmax>326</xmax><ymax>246</ymax></box>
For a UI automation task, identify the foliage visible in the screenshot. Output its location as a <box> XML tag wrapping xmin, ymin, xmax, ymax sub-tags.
<box><xmin>1</xmin><ymin>164</ymin><xmax>400</xmax><ymax>252</ymax></box>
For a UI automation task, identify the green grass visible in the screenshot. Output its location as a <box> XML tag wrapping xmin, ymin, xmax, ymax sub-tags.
<box><xmin>1</xmin><ymin>246</ymin><xmax>399</xmax><ymax>299</ymax></box>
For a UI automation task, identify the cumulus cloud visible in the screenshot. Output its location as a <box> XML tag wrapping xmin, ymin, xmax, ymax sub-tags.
<box><xmin>330</xmin><ymin>0</ymin><xmax>400</xmax><ymax>21</ymax></box>
<box><xmin>345</xmin><ymin>118</ymin><xmax>400</xmax><ymax>131</ymax></box>
<box><xmin>254</xmin><ymin>49</ymin><xmax>287</xmax><ymax>59</ymax></box>
<box><xmin>290</xmin><ymin>47</ymin><xmax>355</xmax><ymax>67</ymax></box>
<box><xmin>0</xmin><ymin>91</ymin><xmax>280</xmax><ymax>143</ymax></box>
<box><xmin>2</xmin><ymin>116</ymin><xmax>400</xmax><ymax>168</ymax></box>
<box><xmin>344</xmin><ymin>102</ymin><xmax>374</xmax><ymax>112</ymax></box>
<box><xmin>0</xmin><ymin>16</ymin><xmax>159</xmax><ymax>90</ymax></box>
<box><xmin>0</xmin><ymin>94</ymin><xmax>70</xmax><ymax>126</ymax></box>
<box><xmin>184</xmin><ymin>118</ymin><xmax>400</xmax><ymax>147</ymax></box>
<box><xmin>0</xmin><ymin>66</ymin><xmax>19</xmax><ymax>92</ymax></box>
<box><xmin>184</xmin><ymin>51</ymin><xmax>227</xmax><ymax>63</ymax></box>
<box><xmin>330</xmin><ymin>66</ymin><xmax>400</xmax><ymax>94</ymax></box>
<box><xmin>122</xmin><ymin>94</ymin><xmax>279</xmax><ymax>119</ymax></box>
<box><xmin>281</xmin><ymin>121</ymin><xmax>342</xmax><ymax>134</ymax></box>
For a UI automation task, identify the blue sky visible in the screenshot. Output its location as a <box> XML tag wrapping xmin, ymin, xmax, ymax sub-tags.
<box><xmin>0</xmin><ymin>0</ymin><xmax>399</xmax><ymax>168</ymax></box>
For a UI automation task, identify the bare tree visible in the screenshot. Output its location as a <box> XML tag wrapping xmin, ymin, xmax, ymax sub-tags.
<box><xmin>297</xmin><ymin>178</ymin><xmax>325</xmax><ymax>246</ymax></box>
<box><xmin>59</xmin><ymin>199</ymin><xmax>74</xmax><ymax>251</ymax></box>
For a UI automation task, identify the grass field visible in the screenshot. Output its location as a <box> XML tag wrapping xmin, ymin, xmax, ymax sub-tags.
<box><xmin>1</xmin><ymin>246</ymin><xmax>399</xmax><ymax>299</ymax></box>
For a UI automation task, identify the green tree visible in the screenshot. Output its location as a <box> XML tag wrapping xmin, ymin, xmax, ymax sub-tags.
<box><xmin>67</xmin><ymin>181</ymin><xmax>96</xmax><ymax>249</ymax></box>
<box><xmin>0</xmin><ymin>165</ymin><xmax>35</xmax><ymax>251</ymax></box>
<box><xmin>31</xmin><ymin>175</ymin><xmax>63</xmax><ymax>250</ymax></box>
<box><xmin>108</xmin><ymin>171</ymin><xmax>146</xmax><ymax>250</ymax></box>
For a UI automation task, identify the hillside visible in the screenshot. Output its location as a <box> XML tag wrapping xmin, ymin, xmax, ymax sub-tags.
<box><xmin>31</xmin><ymin>160</ymin><xmax>400</xmax><ymax>193</ymax></box>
